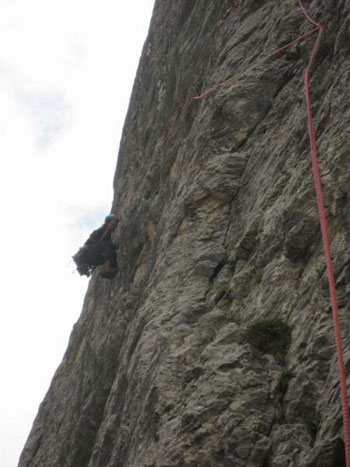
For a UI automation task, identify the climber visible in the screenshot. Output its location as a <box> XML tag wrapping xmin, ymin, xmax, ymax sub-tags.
<box><xmin>73</xmin><ymin>213</ymin><xmax>119</xmax><ymax>279</ymax></box>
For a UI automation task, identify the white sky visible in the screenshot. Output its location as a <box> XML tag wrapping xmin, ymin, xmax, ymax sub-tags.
<box><xmin>0</xmin><ymin>1</ymin><xmax>155</xmax><ymax>465</ymax></box>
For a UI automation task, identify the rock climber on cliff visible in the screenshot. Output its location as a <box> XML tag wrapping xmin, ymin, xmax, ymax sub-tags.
<box><xmin>73</xmin><ymin>213</ymin><xmax>119</xmax><ymax>279</ymax></box>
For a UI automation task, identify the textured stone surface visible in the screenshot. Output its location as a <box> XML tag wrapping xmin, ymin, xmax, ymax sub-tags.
<box><xmin>19</xmin><ymin>1</ymin><xmax>350</xmax><ymax>466</ymax></box>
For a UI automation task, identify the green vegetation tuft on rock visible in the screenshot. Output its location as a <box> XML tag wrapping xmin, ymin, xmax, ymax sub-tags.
<box><xmin>245</xmin><ymin>318</ymin><xmax>292</xmax><ymax>364</ymax></box>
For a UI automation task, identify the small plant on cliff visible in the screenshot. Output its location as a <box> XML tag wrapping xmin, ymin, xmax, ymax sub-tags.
<box><xmin>245</xmin><ymin>318</ymin><xmax>292</xmax><ymax>364</ymax></box>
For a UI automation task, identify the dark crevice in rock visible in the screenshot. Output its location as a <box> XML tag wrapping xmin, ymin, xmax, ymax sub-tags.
<box><xmin>208</xmin><ymin>258</ymin><xmax>226</xmax><ymax>284</ymax></box>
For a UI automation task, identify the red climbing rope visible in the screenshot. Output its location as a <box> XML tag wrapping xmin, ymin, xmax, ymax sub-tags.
<box><xmin>297</xmin><ymin>0</ymin><xmax>350</xmax><ymax>463</ymax></box>
<box><xmin>273</xmin><ymin>26</ymin><xmax>320</xmax><ymax>55</ymax></box>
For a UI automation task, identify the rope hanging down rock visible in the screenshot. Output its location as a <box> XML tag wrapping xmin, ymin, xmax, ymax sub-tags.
<box><xmin>297</xmin><ymin>0</ymin><xmax>350</xmax><ymax>464</ymax></box>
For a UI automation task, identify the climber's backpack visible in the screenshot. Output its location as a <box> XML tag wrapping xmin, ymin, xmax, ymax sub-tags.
<box><xmin>72</xmin><ymin>245</ymin><xmax>94</xmax><ymax>277</ymax></box>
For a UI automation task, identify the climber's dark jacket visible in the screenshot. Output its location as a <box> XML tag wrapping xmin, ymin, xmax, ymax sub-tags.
<box><xmin>84</xmin><ymin>225</ymin><xmax>117</xmax><ymax>268</ymax></box>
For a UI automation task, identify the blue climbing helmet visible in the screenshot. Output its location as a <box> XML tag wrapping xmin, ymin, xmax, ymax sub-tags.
<box><xmin>105</xmin><ymin>213</ymin><xmax>118</xmax><ymax>223</ymax></box>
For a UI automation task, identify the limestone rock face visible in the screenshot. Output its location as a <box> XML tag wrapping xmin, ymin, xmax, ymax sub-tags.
<box><xmin>19</xmin><ymin>1</ymin><xmax>350</xmax><ymax>466</ymax></box>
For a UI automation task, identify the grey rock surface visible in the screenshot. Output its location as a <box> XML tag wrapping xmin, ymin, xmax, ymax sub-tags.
<box><xmin>19</xmin><ymin>0</ymin><xmax>350</xmax><ymax>466</ymax></box>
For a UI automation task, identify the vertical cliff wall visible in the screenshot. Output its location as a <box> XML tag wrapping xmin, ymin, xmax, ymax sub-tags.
<box><xmin>19</xmin><ymin>1</ymin><xmax>350</xmax><ymax>466</ymax></box>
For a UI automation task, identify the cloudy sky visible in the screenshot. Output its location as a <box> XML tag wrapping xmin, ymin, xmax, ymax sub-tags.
<box><xmin>0</xmin><ymin>1</ymin><xmax>154</xmax><ymax>465</ymax></box>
